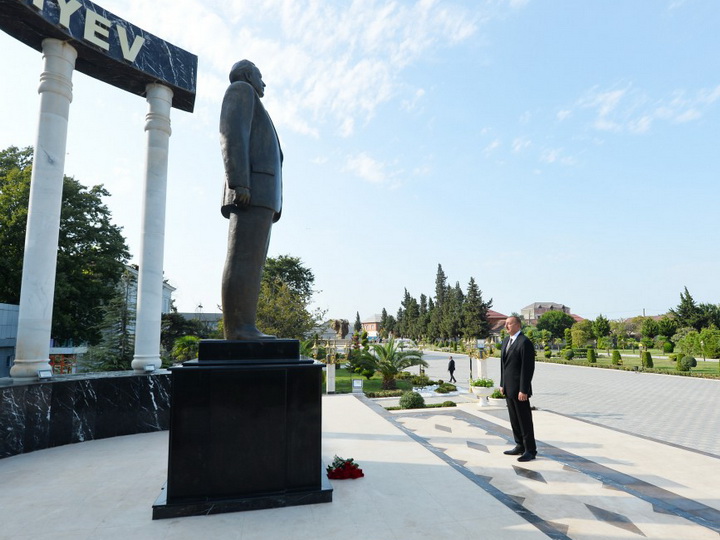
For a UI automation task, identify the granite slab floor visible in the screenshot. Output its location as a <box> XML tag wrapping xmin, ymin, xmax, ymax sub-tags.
<box><xmin>0</xmin><ymin>394</ymin><xmax>717</xmax><ymax>539</ymax></box>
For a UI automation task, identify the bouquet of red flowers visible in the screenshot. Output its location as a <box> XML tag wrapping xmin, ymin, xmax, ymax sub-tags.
<box><xmin>326</xmin><ymin>455</ymin><xmax>364</xmax><ymax>479</ymax></box>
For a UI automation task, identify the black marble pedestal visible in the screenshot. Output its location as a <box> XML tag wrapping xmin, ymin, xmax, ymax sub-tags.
<box><xmin>152</xmin><ymin>340</ymin><xmax>332</xmax><ymax>519</ymax></box>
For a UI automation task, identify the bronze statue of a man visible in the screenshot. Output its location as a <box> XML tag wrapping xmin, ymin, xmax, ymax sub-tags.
<box><xmin>220</xmin><ymin>60</ymin><xmax>282</xmax><ymax>340</ymax></box>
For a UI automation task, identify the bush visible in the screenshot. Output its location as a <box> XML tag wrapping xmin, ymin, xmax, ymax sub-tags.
<box><xmin>440</xmin><ymin>401</ymin><xmax>456</xmax><ymax>407</ymax></box>
<box><xmin>490</xmin><ymin>389</ymin><xmax>505</xmax><ymax>399</ymax></box>
<box><xmin>563</xmin><ymin>348</ymin><xmax>574</xmax><ymax>360</ymax></box>
<box><xmin>399</xmin><ymin>391</ymin><xmax>425</xmax><ymax>409</ymax></box>
<box><xmin>587</xmin><ymin>348</ymin><xmax>597</xmax><ymax>363</ymax></box>
<box><xmin>663</xmin><ymin>341</ymin><xmax>674</xmax><ymax>353</ymax></box>
<box><xmin>611</xmin><ymin>349</ymin><xmax>622</xmax><ymax>365</ymax></box>
<box><xmin>544</xmin><ymin>346</ymin><xmax>551</xmax><ymax>359</ymax></box>
<box><xmin>435</xmin><ymin>382</ymin><xmax>457</xmax><ymax>394</ymax></box>
<box><xmin>573</xmin><ymin>348</ymin><xmax>588</xmax><ymax>358</ymax></box>
<box><xmin>677</xmin><ymin>355</ymin><xmax>697</xmax><ymax>372</ymax></box>
<box><xmin>471</xmin><ymin>378</ymin><xmax>494</xmax><ymax>387</ymax></box>
<box><xmin>411</xmin><ymin>374</ymin><xmax>431</xmax><ymax>387</ymax></box>
<box><xmin>641</xmin><ymin>351</ymin><xmax>654</xmax><ymax>368</ymax></box>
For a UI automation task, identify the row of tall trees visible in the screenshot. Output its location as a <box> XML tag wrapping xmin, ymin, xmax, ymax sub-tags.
<box><xmin>380</xmin><ymin>264</ymin><xmax>492</xmax><ymax>342</ymax></box>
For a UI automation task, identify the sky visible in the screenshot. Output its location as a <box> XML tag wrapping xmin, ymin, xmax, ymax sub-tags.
<box><xmin>1</xmin><ymin>0</ymin><xmax>719</xmax><ymax>324</ymax></box>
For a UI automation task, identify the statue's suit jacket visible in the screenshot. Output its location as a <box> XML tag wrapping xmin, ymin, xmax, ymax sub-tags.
<box><xmin>499</xmin><ymin>333</ymin><xmax>535</xmax><ymax>398</ymax></box>
<box><xmin>220</xmin><ymin>81</ymin><xmax>282</xmax><ymax>222</ymax></box>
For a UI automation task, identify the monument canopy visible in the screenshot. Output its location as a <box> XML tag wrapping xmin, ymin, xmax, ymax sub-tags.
<box><xmin>0</xmin><ymin>0</ymin><xmax>197</xmax><ymax>112</ymax></box>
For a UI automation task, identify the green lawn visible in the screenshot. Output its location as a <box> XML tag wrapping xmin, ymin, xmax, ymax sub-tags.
<box><xmin>330</xmin><ymin>367</ymin><xmax>414</xmax><ymax>394</ymax></box>
<box><xmin>541</xmin><ymin>352</ymin><xmax>720</xmax><ymax>377</ymax></box>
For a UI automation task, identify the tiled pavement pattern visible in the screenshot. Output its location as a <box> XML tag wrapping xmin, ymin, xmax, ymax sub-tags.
<box><xmin>391</xmin><ymin>404</ymin><xmax>720</xmax><ymax>540</ymax></box>
<box><xmin>421</xmin><ymin>354</ymin><xmax>720</xmax><ymax>456</ymax></box>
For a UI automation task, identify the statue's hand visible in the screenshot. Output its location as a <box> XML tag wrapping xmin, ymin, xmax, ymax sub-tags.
<box><xmin>233</xmin><ymin>186</ymin><xmax>251</xmax><ymax>206</ymax></box>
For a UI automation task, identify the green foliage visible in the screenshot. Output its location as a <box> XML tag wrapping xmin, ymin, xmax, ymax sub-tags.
<box><xmin>662</xmin><ymin>340</ymin><xmax>674</xmax><ymax>353</ymax></box>
<box><xmin>537</xmin><ymin>311</ymin><xmax>576</xmax><ymax>340</ymax></box>
<box><xmin>0</xmin><ymin>147</ymin><xmax>129</xmax><ymax>345</ymax></box>
<box><xmin>490</xmin><ymin>389</ymin><xmax>505</xmax><ymax>399</ymax></box>
<box><xmin>563</xmin><ymin>348</ymin><xmax>575</xmax><ymax>360</ymax></box>
<box><xmin>399</xmin><ymin>391</ymin><xmax>425</xmax><ymax>409</ymax></box>
<box><xmin>435</xmin><ymin>382</ymin><xmax>456</xmax><ymax>393</ymax></box>
<box><xmin>161</xmin><ymin>311</ymin><xmax>209</xmax><ymax>356</ymax></box>
<box><xmin>358</xmin><ymin>338</ymin><xmax>428</xmax><ymax>390</ymax></box>
<box><xmin>640</xmin><ymin>317</ymin><xmax>660</xmax><ymax>339</ymax></box>
<box><xmin>257</xmin><ymin>278</ymin><xmax>319</xmax><ymax>339</ymax></box>
<box><xmin>611</xmin><ymin>349</ymin><xmax>622</xmax><ymax>365</ymax></box>
<box><xmin>564</xmin><ymin>328</ymin><xmax>573</xmax><ymax>348</ymax></box>
<box><xmin>172</xmin><ymin>336</ymin><xmax>200</xmax><ymax>361</ymax></box>
<box><xmin>354</xmin><ymin>311</ymin><xmax>362</xmax><ymax>332</ymax></box>
<box><xmin>571</xmin><ymin>320</ymin><xmax>594</xmax><ymax>349</ymax></box>
<box><xmin>470</xmin><ymin>378</ymin><xmax>494</xmax><ymax>387</ymax></box>
<box><xmin>440</xmin><ymin>401</ymin><xmax>457</xmax><ymax>407</ymax></box>
<box><xmin>263</xmin><ymin>255</ymin><xmax>315</xmax><ymax>301</ymax></box>
<box><xmin>82</xmin><ymin>269</ymin><xmax>136</xmax><ymax>371</ymax></box>
<box><xmin>676</xmin><ymin>355</ymin><xmax>697</xmax><ymax>372</ymax></box>
<box><xmin>411</xmin><ymin>374</ymin><xmax>431</xmax><ymax>387</ymax></box>
<box><xmin>544</xmin><ymin>345</ymin><xmax>551</xmax><ymax>359</ymax></box>
<box><xmin>593</xmin><ymin>314</ymin><xmax>611</xmax><ymax>339</ymax></box>
<box><xmin>641</xmin><ymin>350</ymin><xmax>653</xmax><ymax>368</ymax></box>
<box><xmin>587</xmin><ymin>348</ymin><xmax>597</xmax><ymax>363</ymax></box>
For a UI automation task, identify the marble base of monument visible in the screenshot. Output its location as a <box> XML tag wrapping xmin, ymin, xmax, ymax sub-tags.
<box><xmin>152</xmin><ymin>339</ymin><xmax>332</xmax><ymax>520</ymax></box>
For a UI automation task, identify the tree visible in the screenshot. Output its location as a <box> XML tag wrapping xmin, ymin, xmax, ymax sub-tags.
<box><xmin>462</xmin><ymin>277</ymin><xmax>492</xmax><ymax>340</ymax></box>
<box><xmin>570</xmin><ymin>320</ymin><xmax>593</xmax><ymax>348</ymax></box>
<box><xmin>83</xmin><ymin>269</ymin><xmax>136</xmax><ymax>371</ymax></box>
<box><xmin>657</xmin><ymin>316</ymin><xmax>678</xmax><ymax>338</ymax></box>
<box><xmin>670</xmin><ymin>287</ymin><xmax>703</xmax><ymax>331</ymax></box>
<box><xmin>536</xmin><ymin>311</ymin><xmax>575</xmax><ymax>340</ymax></box>
<box><xmin>257</xmin><ymin>279</ymin><xmax>320</xmax><ymax>339</ymax></box>
<box><xmin>0</xmin><ymin>146</ymin><xmax>129</xmax><ymax>345</ymax></box>
<box><xmin>359</xmin><ymin>338</ymin><xmax>428</xmax><ymax>389</ymax></box>
<box><xmin>592</xmin><ymin>314</ymin><xmax>611</xmax><ymax>340</ymax></box>
<box><xmin>354</xmin><ymin>311</ymin><xmax>362</xmax><ymax>332</ymax></box>
<box><xmin>171</xmin><ymin>336</ymin><xmax>200</xmax><ymax>361</ymax></box>
<box><xmin>160</xmin><ymin>311</ymin><xmax>208</xmax><ymax>355</ymax></box>
<box><xmin>640</xmin><ymin>317</ymin><xmax>659</xmax><ymax>339</ymax></box>
<box><xmin>263</xmin><ymin>254</ymin><xmax>315</xmax><ymax>302</ymax></box>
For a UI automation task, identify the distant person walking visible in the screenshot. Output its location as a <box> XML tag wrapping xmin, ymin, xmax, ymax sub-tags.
<box><xmin>447</xmin><ymin>356</ymin><xmax>457</xmax><ymax>383</ymax></box>
<box><xmin>499</xmin><ymin>315</ymin><xmax>537</xmax><ymax>462</ymax></box>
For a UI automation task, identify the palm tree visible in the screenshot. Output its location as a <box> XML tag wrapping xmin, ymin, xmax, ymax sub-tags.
<box><xmin>360</xmin><ymin>338</ymin><xmax>428</xmax><ymax>390</ymax></box>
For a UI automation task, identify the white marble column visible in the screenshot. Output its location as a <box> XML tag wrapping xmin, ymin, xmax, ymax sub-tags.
<box><xmin>11</xmin><ymin>39</ymin><xmax>77</xmax><ymax>379</ymax></box>
<box><xmin>132</xmin><ymin>84</ymin><xmax>173</xmax><ymax>372</ymax></box>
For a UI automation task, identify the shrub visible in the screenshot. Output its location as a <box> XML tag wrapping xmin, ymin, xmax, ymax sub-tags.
<box><xmin>611</xmin><ymin>349</ymin><xmax>622</xmax><ymax>365</ymax></box>
<box><xmin>544</xmin><ymin>346</ymin><xmax>551</xmax><ymax>359</ymax></box>
<box><xmin>435</xmin><ymin>382</ymin><xmax>457</xmax><ymax>394</ymax></box>
<box><xmin>490</xmin><ymin>389</ymin><xmax>505</xmax><ymax>399</ymax></box>
<box><xmin>411</xmin><ymin>374</ymin><xmax>431</xmax><ymax>387</ymax></box>
<box><xmin>587</xmin><ymin>348</ymin><xmax>597</xmax><ymax>363</ymax></box>
<box><xmin>563</xmin><ymin>348</ymin><xmax>575</xmax><ymax>360</ymax></box>
<box><xmin>677</xmin><ymin>355</ymin><xmax>697</xmax><ymax>372</ymax></box>
<box><xmin>399</xmin><ymin>391</ymin><xmax>425</xmax><ymax>409</ymax></box>
<box><xmin>641</xmin><ymin>351</ymin><xmax>653</xmax><ymax>368</ymax></box>
<box><xmin>471</xmin><ymin>378</ymin><xmax>494</xmax><ymax>387</ymax></box>
<box><xmin>573</xmin><ymin>348</ymin><xmax>588</xmax><ymax>358</ymax></box>
<box><xmin>440</xmin><ymin>401</ymin><xmax>456</xmax><ymax>407</ymax></box>
<box><xmin>663</xmin><ymin>341</ymin><xmax>674</xmax><ymax>353</ymax></box>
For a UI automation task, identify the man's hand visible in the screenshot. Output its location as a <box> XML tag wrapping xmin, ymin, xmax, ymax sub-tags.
<box><xmin>233</xmin><ymin>186</ymin><xmax>251</xmax><ymax>206</ymax></box>
<box><xmin>518</xmin><ymin>392</ymin><xmax>528</xmax><ymax>401</ymax></box>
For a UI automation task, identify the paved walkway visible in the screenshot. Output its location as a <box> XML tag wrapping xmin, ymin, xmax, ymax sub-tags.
<box><xmin>420</xmin><ymin>352</ymin><xmax>720</xmax><ymax>456</ymax></box>
<box><xmin>0</xmin><ymin>364</ymin><xmax>718</xmax><ymax>539</ymax></box>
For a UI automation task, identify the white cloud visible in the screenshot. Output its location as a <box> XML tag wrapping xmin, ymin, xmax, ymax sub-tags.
<box><xmin>483</xmin><ymin>139</ymin><xmax>501</xmax><ymax>156</ymax></box>
<box><xmin>111</xmin><ymin>0</ymin><xmax>482</xmax><ymax>138</ymax></box>
<box><xmin>512</xmin><ymin>137</ymin><xmax>531</xmax><ymax>153</ymax></box>
<box><xmin>556</xmin><ymin>109</ymin><xmax>571</xmax><ymax>121</ymax></box>
<box><xmin>344</xmin><ymin>152</ymin><xmax>390</xmax><ymax>183</ymax></box>
<box><xmin>576</xmin><ymin>83</ymin><xmax>718</xmax><ymax>134</ymax></box>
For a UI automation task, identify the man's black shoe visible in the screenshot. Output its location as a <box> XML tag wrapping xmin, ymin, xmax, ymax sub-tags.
<box><xmin>503</xmin><ymin>446</ymin><xmax>524</xmax><ymax>456</ymax></box>
<box><xmin>517</xmin><ymin>452</ymin><xmax>537</xmax><ymax>462</ymax></box>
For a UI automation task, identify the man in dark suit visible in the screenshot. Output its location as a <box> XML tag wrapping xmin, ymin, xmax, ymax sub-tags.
<box><xmin>219</xmin><ymin>60</ymin><xmax>282</xmax><ymax>340</ymax></box>
<box><xmin>499</xmin><ymin>315</ymin><xmax>537</xmax><ymax>462</ymax></box>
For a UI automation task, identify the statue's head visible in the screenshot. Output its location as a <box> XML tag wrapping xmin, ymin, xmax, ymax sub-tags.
<box><xmin>229</xmin><ymin>60</ymin><xmax>265</xmax><ymax>97</ymax></box>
